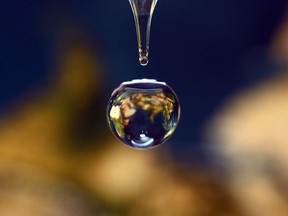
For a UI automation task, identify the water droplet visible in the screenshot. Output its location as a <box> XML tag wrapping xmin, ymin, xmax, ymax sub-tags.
<box><xmin>129</xmin><ymin>0</ymin><xmax>158</xmax><ymax>66</ymax></box>
<box><xmin>107</xmin><ymin>79</ymin><xmax>180</xmax><ymax>149</ymax></box>
<box><xmin>139</xmin><ymin>55</ymin><xmax>149</xmax><ymax>66</ymax></box>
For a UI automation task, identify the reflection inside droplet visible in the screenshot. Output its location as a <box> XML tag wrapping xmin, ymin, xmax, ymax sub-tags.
<box><xmin>131</xmin><ymin>134</ymin><xmax>154</xmax><ymax>148</ymax></box>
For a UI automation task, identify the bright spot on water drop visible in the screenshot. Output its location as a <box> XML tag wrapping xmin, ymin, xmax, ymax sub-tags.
<box><xmin>107</xmin><ymin>79</ymin><xmax>180</xmax><ymax>149</ymax></box>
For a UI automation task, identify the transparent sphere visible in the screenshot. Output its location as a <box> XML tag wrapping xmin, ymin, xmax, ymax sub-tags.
<box><xmin>107</xmin><ymin>79</ymin><xmax>180</xmax><ymax>149</ymax></box>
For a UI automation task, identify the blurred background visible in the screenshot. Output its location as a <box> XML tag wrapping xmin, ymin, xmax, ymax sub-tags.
<box><xmin>1</xmin><ymin>0</ymin><xmax>288</xmax><ymax>215</ymax></box>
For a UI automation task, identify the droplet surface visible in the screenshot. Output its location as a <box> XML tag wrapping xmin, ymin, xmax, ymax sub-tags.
<box><xmin>107</xmin><ymin>79</ymin><xmax>180</xmax><ymax>149</ymax></box>
<box><xmin>139</xmin><ymin>55</ymin><xmax>149</xmax><ymax>66</ymax></box>
<box><xmin>129</xmin><ymin>0</ymin><xmax>158</xmax><ymax>66</ymax></box>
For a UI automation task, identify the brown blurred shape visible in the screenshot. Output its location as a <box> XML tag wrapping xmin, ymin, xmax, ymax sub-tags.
<box><xmin>206</xmin><ymin>11</ymin><xmax>288</xmax><ymax>216</ymax></box>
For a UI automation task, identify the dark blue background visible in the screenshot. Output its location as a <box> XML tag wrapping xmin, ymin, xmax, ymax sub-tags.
<box><xmin>0</xmin><ymin>0</ymin><xmax>287</xmax><ymax>158</ymax></box>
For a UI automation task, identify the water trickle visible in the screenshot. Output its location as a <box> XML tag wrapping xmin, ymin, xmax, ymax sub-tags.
<box><xmin>129</xmin><ymin>0</ymin><xmax>158</xmax><ymax>66</ymax></box>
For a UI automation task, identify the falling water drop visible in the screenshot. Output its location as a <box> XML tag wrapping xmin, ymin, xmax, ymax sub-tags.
<box><xmin>129</xmin><ymin>0</ymin><xmax>158</xmax><ymax>66</ymax></box>
<box><xmin>106</xmin><ymin>79</ymin><xmax>180</xmax><ymax>149</ymax></box>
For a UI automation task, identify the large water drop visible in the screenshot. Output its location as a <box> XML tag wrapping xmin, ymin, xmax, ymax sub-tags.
<box><xmin>107</xmin><ymin>79</ymin><xmax>180</xmax><ymax>149</ymax></box>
